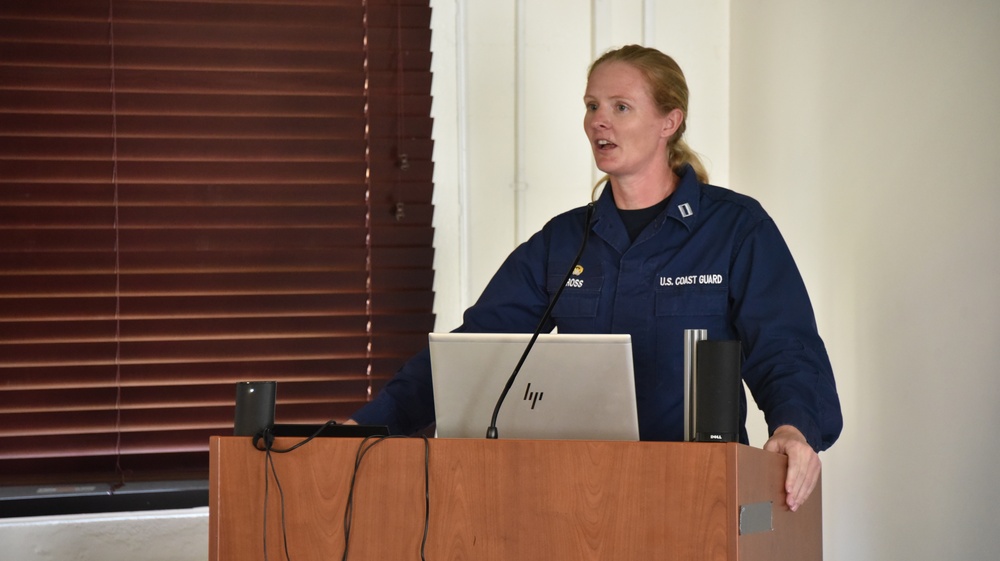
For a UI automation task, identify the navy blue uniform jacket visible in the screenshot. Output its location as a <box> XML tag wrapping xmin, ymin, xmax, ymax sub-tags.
<box><xmin>353</xmin><ymin>165</ymin><xmax>843</xmax><ymax>451</ymax></box>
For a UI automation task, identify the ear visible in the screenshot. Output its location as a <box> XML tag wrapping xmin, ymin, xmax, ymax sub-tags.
<box><xmin>661</xmin><ymin>108</ymin><xmax>684</xmax><ymax>139</ymax></box>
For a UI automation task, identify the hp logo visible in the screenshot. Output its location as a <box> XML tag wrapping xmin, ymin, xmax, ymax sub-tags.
<box><xmin>523</xmin><ymin>383</ymin><xmax>543</xmax><ymax>409</ymax></box>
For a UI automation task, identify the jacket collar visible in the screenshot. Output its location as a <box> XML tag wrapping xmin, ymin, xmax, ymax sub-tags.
<box><xmin>662</xmin><ymin>164</ymin><xmax>701</xmax><ymax>231</ymax></box>
<box><xmin>591</xmin><ymin>164</ymin><xmax>702</xmax><ymax>252</ymax></box>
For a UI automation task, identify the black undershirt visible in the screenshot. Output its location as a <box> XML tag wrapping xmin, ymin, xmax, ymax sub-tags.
<box><xmin>617</xmin><ymin>195</ymin><xmax>673</xmax><ymax>242</ymax></box>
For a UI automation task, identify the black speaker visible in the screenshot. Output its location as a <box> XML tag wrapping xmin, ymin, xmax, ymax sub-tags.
<box><xmin>233</xmin><ymin>381</ymin><xmax>276</xmax><ymax>436</ymax></box>
<box><xmin>694</xmin><ymin>340</ymin><xmax>741</xmax><ymax>443</ymax></box>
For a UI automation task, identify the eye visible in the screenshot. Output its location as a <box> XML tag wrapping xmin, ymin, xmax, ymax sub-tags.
<box><xmin>616</xmin><ymin>103</ymin><xmax>629</xmax><ymax>112</ymax></box>
<box><xmin>585</xmin><ymin>102</ymin><xmax>598</xmax><ymax>111</ymax></box>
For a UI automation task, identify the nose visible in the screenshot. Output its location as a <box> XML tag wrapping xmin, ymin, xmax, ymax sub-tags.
<box><xmin>588</xmin><ymin>106</ymin><xmax>610</xmax><ymax>130</ymax></box>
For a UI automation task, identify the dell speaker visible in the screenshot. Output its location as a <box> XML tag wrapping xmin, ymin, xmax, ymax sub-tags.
<box><xmin>693</xmin><ymin>340</ymin><xmax>742</xmax><ymax>443</ymax></box>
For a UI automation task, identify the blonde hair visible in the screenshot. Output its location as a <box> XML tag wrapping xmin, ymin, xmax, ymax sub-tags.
<box><xmin>588</xmin><ymin>45</ymin><xmax>708</xmax><ymax>185</ymax></box>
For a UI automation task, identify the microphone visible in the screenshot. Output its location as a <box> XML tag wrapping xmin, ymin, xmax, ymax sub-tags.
<box><xmin>486</xmin><ymin>202</ymin><xmax>597</xmax><ymax>439</ymax></box>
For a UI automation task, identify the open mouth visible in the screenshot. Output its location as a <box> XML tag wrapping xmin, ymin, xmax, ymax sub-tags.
<box><xmin>596</xmin><ymin>139</ymin><xmax>617</xmax><ymax>150</ymax></box>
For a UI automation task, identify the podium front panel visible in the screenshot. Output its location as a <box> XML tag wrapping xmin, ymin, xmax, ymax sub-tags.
<box><xmin>209</xmin><ymin>437</ymin><xmax>819</xmax><ymax>561</ymax></box>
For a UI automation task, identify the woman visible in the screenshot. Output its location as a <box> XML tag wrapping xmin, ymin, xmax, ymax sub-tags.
<box><xmin>350</xmin><ymin>45</ymin><xmax>842</xmax><ymax>511</ymax></box>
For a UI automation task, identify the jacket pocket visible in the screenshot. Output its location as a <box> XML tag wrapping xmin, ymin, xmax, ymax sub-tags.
<box><xmin>548</xmin><ymin>275</ymin><xmax>602</xmax><ymax>319</ymax></box>
<box><xmin>552</xmin><ymin>290</ymin><xmax>601</xmax><ymax>317</ymax></box>
<box><xmin>655</xmin><ymin>288</ymin><xmax>727</xmax><ymax>316</ymax></box>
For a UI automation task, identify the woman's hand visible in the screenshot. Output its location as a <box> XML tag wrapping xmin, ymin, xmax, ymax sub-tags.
<box><xmin>763</xmin><ymin>424</ymin><xmax>822</xmax><ymax>512</ymax></box>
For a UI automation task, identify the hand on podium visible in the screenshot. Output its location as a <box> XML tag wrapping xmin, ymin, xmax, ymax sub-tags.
<box><xmin>764</xmin><ymin>425</ymin><xmax>821</xmax><ymax>513</ymax></box>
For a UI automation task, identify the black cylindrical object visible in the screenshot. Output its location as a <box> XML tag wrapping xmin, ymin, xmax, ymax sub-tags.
<box><xmin>233</xmin><ymin>381</ymin><xmax>276</xmax><ymax>436</ymax></box>
<box><xmin>694</xmin><ymin>340</ymin><xmax>741</xmax><ymax>443</ymax></box>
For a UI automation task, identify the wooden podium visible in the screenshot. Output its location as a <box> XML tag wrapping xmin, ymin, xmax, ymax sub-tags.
<box><xmin>209</xmin><ymin>437</ymin><xmax>821</xmax><ymax>561</ymax></box>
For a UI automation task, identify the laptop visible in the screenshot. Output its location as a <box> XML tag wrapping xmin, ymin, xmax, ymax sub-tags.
<box><xmin>429</xmin><ymin>332</ymin><xmax>639</xmax><ymax>440</ymax></box>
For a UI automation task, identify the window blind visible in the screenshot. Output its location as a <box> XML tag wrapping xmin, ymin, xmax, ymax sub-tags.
<box><xmin>0</xmin><ymin>0</ymin><xmax>435</xmax><ymax>485</ymax></box>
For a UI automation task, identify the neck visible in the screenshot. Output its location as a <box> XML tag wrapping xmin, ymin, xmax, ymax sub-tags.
<box><xmin>610</xmin><ymin>166</ymin><xmax>678</xmax><ymax>209</ymax></box>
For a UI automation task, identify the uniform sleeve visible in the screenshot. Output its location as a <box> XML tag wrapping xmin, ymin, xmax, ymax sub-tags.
<box><xmin>350</xmin><ymin>228</ymin><xmax>554</xmax><ymax>435</ymax></box>
<box><xmin>349</xmin><ymin>347</ymin><xmax>435</xmax><ymax>435</ymax></box>
<box><xmin>729</xmin><ymin>219</ymin><xmax>843</xmax><ymax>451</ymax></box>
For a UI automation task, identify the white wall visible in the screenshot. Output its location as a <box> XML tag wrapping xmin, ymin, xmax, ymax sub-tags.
<box><xmin>730</xmin><ymin>1</ymin><xmax>1000</xmax><ymax>560</ymax></box>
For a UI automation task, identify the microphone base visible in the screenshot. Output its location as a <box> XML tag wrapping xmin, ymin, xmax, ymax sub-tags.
<box><xmin>486</xmin><ymin>427</ymin><xmax>499</xmax><ymax>439</ymax></box>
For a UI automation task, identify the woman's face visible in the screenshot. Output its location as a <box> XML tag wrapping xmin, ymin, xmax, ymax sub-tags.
<box><xmin>583</xmin><ymin>61</ymin><xmax>677</xmax><ymax>181</ymax></box>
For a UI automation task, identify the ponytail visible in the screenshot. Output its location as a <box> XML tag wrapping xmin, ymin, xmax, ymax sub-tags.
<box><xmin>669</xmin><ymin>138</ymin><xmax>708</xmax><ymax>184</ymax></box>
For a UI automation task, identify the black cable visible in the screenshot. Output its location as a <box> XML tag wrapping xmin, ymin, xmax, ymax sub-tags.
<box><xmin>261</xmin><ymin>445</ymin><xmax>292</xmax><ymax>561</ymax></box>
<box><xmin>262</xmin><ymin>442</ymin><xmax>270</xmax><ymax>560</ymax></box>
<box><xmin>255</xmin><ymin>421</ymin><xmax>338</xmax><ymax>561</ymax></box>
<box><xmin>251</xmin><ymin>425</ymin><xmax>431</xmax><ymax>561</ymax></box>
<box><xmin>255</xmin><ymin>421</ymin><xmax>338</xmax><ymax>454</ymax></box>
<box><xmin>342</xmin><ymin>434</ymin><xmax>431</xmax><ymax>561</ymax></box>
<box><xmin>419</xmin><ymin>436</ymin><xmax>430</xmax><ymax>558</ymax></box>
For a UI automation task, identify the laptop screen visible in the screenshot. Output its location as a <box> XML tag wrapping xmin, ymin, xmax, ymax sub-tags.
<box><xmin>429</xmin><ymin>332</ymin><xmax>639</xmax><ymax>441</ymax></box>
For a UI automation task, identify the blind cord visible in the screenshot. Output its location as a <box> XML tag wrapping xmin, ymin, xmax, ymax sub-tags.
<box><xmin>107</xmin><ymin>0</ymin><xmax>127</xmax><ymax>493</ymax></box>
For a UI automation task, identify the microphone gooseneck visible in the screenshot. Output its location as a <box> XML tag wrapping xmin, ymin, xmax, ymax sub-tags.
<box><xmin>486</xmin><ymin>202</ymin><xmax>596</xmax><ymax>439</ymax></box>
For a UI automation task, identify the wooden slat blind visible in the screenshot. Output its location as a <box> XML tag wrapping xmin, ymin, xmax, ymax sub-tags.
<box><xmin>0</xmin><ymin>0</ymin><xmax>434</xmax><ymax>485</ymax></box>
